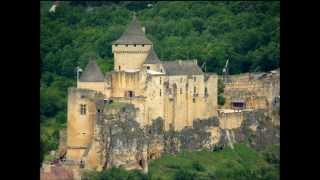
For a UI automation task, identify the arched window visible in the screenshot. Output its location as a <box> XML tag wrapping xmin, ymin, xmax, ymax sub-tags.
<box><xmin>160</xmin><ymin>89</ymin><xmax>162</xmax><ymax>96</ymax></box>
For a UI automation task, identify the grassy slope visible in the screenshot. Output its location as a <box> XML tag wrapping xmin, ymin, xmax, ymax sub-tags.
<box><xmin>148</xmin><ymin>144</ymin><xmax>279</xmax><ymax>180</ymax></box>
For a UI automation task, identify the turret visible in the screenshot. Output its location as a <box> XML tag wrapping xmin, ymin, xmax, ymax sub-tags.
<box><xmin>112</xmin><ymin>15</ymin><xmax>152</xmax><ymax>71</ymax></box>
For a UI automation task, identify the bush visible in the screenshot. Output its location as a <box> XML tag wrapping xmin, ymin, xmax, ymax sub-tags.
<box><xmin>174</xmin><ymin>169</ymin><xmax>196</xmax><ymax>180</ymax></box>
<box><xmin>192</xmin><ymin>161</ymin><xmax>205</xmax><ymax>172</ymax></box>
<box><xmin>218</xmin><ymin>94</ymin><xmax>226</xmax><ymax>106</ymax></box>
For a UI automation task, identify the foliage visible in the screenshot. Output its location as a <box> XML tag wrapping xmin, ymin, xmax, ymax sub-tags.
<box><xmin>218</xmin><ymin>78</ymin><xmax>226</xmax><ymax>106</ymax></box>
<box><xmin>148</xmin><ymin>143</ymin><xmax>279</xmax><ymax>180</ymax></box>
<box><xmin>218</xmin><ymin>94</ymin><xmax>226</xmax><ymax>106</ymax></box>
<box><xmin>40</xmin><ymin>1</ymin><xmax>279</xmax><ymax>165</ymax></box>
<box><xmin>82</xmin><ymin>167</ymin><xmax>148</xmax><ymax>180</ymax></box>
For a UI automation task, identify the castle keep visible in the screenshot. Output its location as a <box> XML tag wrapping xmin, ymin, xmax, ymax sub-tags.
<box><xmin>66</xmin><ymin>16</ymin><xmax>218</xmax><ymax>168</ymax></box>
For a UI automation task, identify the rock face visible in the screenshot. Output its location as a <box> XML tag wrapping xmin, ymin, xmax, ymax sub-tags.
<box><xmin>81</xmin><ymin>100</ymin><xmax>280</xmax><ymax>173</ymax></box>
<box><xmin>40</xmin><ymin>164</ymin><xmax>74</xmax><ymax>180</ymax></box>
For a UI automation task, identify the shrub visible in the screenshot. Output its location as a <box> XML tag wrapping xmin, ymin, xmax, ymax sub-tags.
<box><xmin>218</xmin><ymin>94</ymin><xmax>226</xmax><ymax>106</ymax></box>
<box><xmin>174</xmin><ymin>169</ymin><xmax>196</xmax><ymax>180</ymax></box>
<box><xmin>192</xmin><ymin>161</ymin><xmax>205</xmax><ymax>172</ymax></box>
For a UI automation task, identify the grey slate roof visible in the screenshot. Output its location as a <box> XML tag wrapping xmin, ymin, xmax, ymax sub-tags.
<box><xmin>112</xmin><ymin>16</ymin><xmax>152</xmax><ymax>45</ymax></box>
<box><xmin>162</xmin><ymin>60</ymin><xmax>204</xmax><ymax>76</ymax></box>
<box><xmin>144</xmin><ymin>48</ymin><xmax>161</xmax><ymax>64</ymax></box>
<box><xmin>79</xmin><ymin>60</ymin><xmax>104</xmax><ymax>82</ymax></box>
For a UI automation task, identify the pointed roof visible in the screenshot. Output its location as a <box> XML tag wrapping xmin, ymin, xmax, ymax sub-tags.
<box><xmin>79</xmin><ymin>60</ymin><xmax>104</xmax><ymax>82</ymax></box>
<box><xmin>162</xmin><ymin>60</ymin><xmax>204</xmax><ymax>76</ymax></box>
<box><xmin>144</xmin><ymin>48</ymin><xmax>161</xmax><ymax>64</ymax></box>
<box><xmin>112</xmin><ymin>15</ymin><xmax>152</xmax><ymax>45</ymax></box>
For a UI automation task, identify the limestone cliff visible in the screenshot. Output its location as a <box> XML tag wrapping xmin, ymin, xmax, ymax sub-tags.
<box><xmin>83</xmin><ymin>100</ymin><xmax>279</xmax><ymax>172</ymax></box>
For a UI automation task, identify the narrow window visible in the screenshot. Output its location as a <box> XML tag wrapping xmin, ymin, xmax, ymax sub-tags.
<box><xmin>160</xmin><ymin>69</ymin><xmax>163</xmax><ymax>72</ymax></box>
<box><xmin>180</xmin><ymin>88</ymin><xmax>182</xmax><ymax>94</ymax></box>
<box><xmin>115</xmin><ymin>44</ymin><xmax>118</xmax><ymax>47</ymax></box>
<box><xmin>142</xmin><ymin>44</ymin><xmax>145</xmax><ymax>47</ymax></box>
<box><xmin>194</xmin><ymin>86</ymin><xmax>196</xmax><ymax>94</ymax></box>
<box><xmin>194</xmin><ymin>77</ymin><xmax>196</xmax><ymax>82</ymax></box>
<box><xmin>205</xmin><ymin>87</ymin><xmax>208</xmax><ymax>96</ymax></box>
<box><xmin>134</xmin><ymin>44</ymin><xmax>136</xmax><ymax>47</ymax></box>
<box><xmin>119</xmin><ymin>66</ymin><xmax>121</xmax><ymax>70</ymax></box>
<box><xmin>80</xmin><ymin>104</ymin><xmax>86</xmax><ymax>115</ymax></box>
<box><xmin>147</xmin><ymin>66</ymin><xmax>150</xmax><ymax>70</ymax></box>
<box><xmin>160</xmin><ymin>89</ymin><xmax>162</xmax><ymax>96</ymax></box>
<box><xmin>160</xmin><ymin>77</ymin><xmax>162</xmax><ymax>84</ymax></box>
<box><xmin>193</xmin><ymin>98</ymin><xmax>196</xmax><ymax>103</ymax></box>
<box><xmin>126</xmin><ymin>44</ymin><xmax>128</xmax><ymax>47</ymax></box>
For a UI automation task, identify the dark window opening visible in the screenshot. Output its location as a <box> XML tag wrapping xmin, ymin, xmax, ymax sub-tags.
<box><xmin>231</xmin><ymin>102</ymin><xmax>246</xmax><ymax>109</ymax></box>
<box><xmin>119</xmin><ymin>66</ymin><xmax>121</xmax><ymax>70</ymax></box>
<box><xmin>147</xmin><ymin>66</ymin><xmax>150</xmax><ymax>70</ymax></box>
<box><xmin>80</xmin><ymin>104</ymin><xmax>86</xmax><ymax>115</ymax></box>
<box><xmin>97</xmin><ymin>109</ymin><xmax>100</xmax><ymax>113</ymax></box>
<box><xmin>81</xmin><ymin>95</ymin><xmax>85</xmax><ymax>99</ymax></box>
<box><xmin>134</xmin><ymin>44</ymin><xmax>136</xmax><ymax>47</ymax></box>
<box><xmin>205</xmin><ymin>87</ymin><xmax>208</xmax><ymax>96</ymax></box>
<box><xmin>160</xmin><ymin>77</ymin><xmax>162</xmax><ymax>84</ymax></box>
<box><xmin>160</xmin><ymin>89</ymin><xmax>162</xmax><ymax>96</ymax></box>
<box><xmin>194</xmin><ymin>77</ymin><xmax>196</xmax><ymax>82</ymax></box>
<box><xmin>139</xmin><ymin>159</ymin><xmax>143</xmax><ymax>167</ymax></box>
<box><xmin>125</xmin><ymin>44</ymin><xmax>128</xmax><ymax>47</ymax></box>
<box><xmin>193</xmin><ymin>98</ymin><xmax>196</xmax><ymax>103</ymax></box>
<box><xmin>115</xmin><ymin>44</ymin><xmax>118</xmax><ymax>47</ymax></box>
<box><xmin>160</xmin><ymin>69</ymin><xmax>163</xmax><ymax>72</ymax></box>
<box><xmin>194</xmin><ymin>87</ymin><xmax>197</xmax><ymax>94</ymax></box>
<box><xmin>142</xmin><ymin>44</ymin><xmax>145</xmax><ymax>47</ymax></box>
<box><xmin>180</xmin><ymin>88</ymin><xmax>182</xmax><ymax>94</ymax></box>
<box><xmin>127</xmin><ymin>91</ymin><xmax>134</xmax><ymax>98</ymax></box>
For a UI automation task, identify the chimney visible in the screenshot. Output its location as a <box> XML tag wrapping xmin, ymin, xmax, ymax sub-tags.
<box><xmin>142</xmin><ymin>27</ymin><xmax>146</xmax><ymax>34</ymax></box>
<box><xmin>193</xmin><ymin>59</ymin><xmax>197</xmax><ymax>65</ymax></box>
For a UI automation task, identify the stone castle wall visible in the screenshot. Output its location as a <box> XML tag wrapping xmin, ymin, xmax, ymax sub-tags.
<box><xmin>223</xmin><ymin>71</ymin><xmax>279</xmax><ymax>110</ymax></box>
<box><xmin>66</xmin><ymin>88</ymin><xmax>103</xmax><ymax>161</ymax></box>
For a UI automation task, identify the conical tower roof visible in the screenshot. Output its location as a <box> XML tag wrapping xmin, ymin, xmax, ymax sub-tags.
<box><xmin>79</xmin><ymin>60</ymin><xmax>104</xmax><ymax>82</ymax></box>
<box><xmin>112</xmin><ymin>15</ymin><xmax>152</xmax><ymax>45</ymax></box>
<box><xmin>144</xmin><ymin>48</ymin><xmax>161</xmax><ymax>64</ymax></box>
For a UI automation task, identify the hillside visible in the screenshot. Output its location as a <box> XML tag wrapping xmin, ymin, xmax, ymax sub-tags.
<box><xmin>40</xmin><ymin>1</ymin><xmax>279</xmax><ymax>165</ymax></box>
<box><xmin>81</xmin><ymin>144</ymin><xmax>279</xmax><ymax>180</ymax></box>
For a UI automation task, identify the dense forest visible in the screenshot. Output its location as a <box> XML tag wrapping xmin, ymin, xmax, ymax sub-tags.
<box><xmin>40</xmin><ymin>1</ymin><xmax>279</xmax><ymax>166</ymax></box>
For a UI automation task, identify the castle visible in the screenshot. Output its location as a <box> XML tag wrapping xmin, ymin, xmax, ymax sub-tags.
<box><xmin>65</xmin><ymin>16</ymin><xmax>218</xmax><ymax>168</ymax></box>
